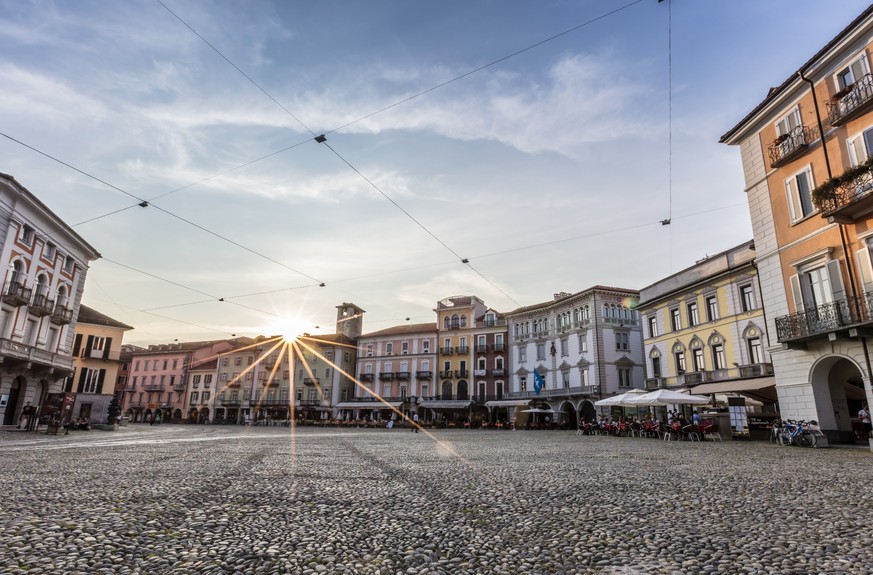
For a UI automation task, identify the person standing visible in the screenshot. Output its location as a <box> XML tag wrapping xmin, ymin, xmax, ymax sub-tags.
<box><xmin>860</xmin><ymin>404</ymin><xmax>871</xmax><ymax>438</ymax></box>
<box><xmin>18</xmin><ymin>402</ymin><xmax>33</xmax><ymax>430</ymax></box>
<box><xmin>412</xmin><ymin>412</ymin><xmax>419</xmax><ymax>433</ymax></box>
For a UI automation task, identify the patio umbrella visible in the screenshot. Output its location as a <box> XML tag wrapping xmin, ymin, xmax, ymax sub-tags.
<box><xmin>623</xmin><ymin>389</ymin><xmax>710</xmax><ymax>407</ymax></box>
<box><xmin>594</xmin><ymin>388</ymin><xmax>648</xmax><ymax>407</ymax></box>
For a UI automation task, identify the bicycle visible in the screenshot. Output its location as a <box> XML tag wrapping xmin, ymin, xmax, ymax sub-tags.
<box><xmin>773</xmin><ymin>419</ymin><xmax>820</xmax><ymax>447</ymax></box>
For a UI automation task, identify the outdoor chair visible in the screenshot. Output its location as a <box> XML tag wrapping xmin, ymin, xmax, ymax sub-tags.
<box><xmin>682</xmin><ymin>424</ymin><xmax>701</xmax><ymax>442</ymax></box>
<box><xmin>702</xmin><ymin>423</ymin><xmax>723</xmax><ymax>441</ymax></box>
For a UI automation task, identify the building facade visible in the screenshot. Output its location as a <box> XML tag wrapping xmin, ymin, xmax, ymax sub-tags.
<box><xmin>0</xmin><ymin>173</ymin><xmax>100</xmax><ymax>428</ymax></box>
<box><xmin>638</xmin><ymin>242</ymin><xmax>776</xmax><ymax>407</ymax></box>
<box><xmin>505</xmin><ymin>287</ymin><xmax>644</xmax><ymax>426</ymax></box>
<box><xmin>720</xmin><ymin>5</ymin><xmax>873</xmax><ymax>443</ymax></box>
<box><xmin>67</xmin><ymin>305</ymin><xmax>133</xmax><ymax>424</ymax></box>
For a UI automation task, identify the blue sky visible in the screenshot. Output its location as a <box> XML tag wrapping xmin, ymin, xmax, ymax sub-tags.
<box><xmin>1</xmin><ymin>0</ymin><xmax>870</xmax><ymax>345</ymax></box>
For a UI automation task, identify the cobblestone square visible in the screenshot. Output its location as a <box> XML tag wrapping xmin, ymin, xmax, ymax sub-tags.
<box><xmin>1</xmin><ymin>425</ymin><xmax>871</xmax><ymax>575</ymax></box>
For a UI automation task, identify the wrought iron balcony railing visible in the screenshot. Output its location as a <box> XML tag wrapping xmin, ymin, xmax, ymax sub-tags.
<box><xmin>50</xmin><ymin>304</ymin><xmax>74</xmax><ymax>325</ymax></box>
<box><xmin>29</xmin><ymin>293</ymin><xmax>54</xmax><ymax>317</ymax></box>
<box><xmin>768</xmin><ymin>125</ymin><xmax>815</xmax><ymax>168</ymax></box>
<box><xmin>3</xmin><ymin>281</ymin><xmax>32</xmax><ymax>307</ymax></box>
<box><xmin>812</xmin><ymin>160</ymin><xmax>873</xmax><ymax>222</ymax></box>
<box><xmin>415</xmin><ymin>370</ymin><xmax>432</xmax><ymax>379</ymax></box>
<box><xmin>775</xmin><ymin>295</ymin><xmax>872</xmax><ymax>343</ymax></box>
<box><xmin>827</xmin><ymin>73</ymin><xmax>873</xmax><ymax>126</ymax></box>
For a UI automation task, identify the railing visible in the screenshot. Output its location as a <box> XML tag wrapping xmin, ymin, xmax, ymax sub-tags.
<box><xmin>454</xmin><ymin>370</ymin><xmax>468</xmax><ymax>378</ymax></box>
<box><xmin>768</xmin><ymin>125</ymin><xmax>815</xmax><ymax>168</ymax></box>
<box><xmin>439</xmin><ymin>370</ymin><xmax>452</xmax><ymax>378</ymax></box>
<box><xmin>645</xmin><ymin>377</ymin><xmax>665</xmax><ymax>390</ymax></box>
<box><xmin>492</xmin><ymin>344</ymin><xmax>505</xmax><ymax>352</ymax></box>
<box><xmin>775</xmin><ymin>295</ymin><xmax>872</xmax><ymax>342</ymax></box>
<box><xmin>473</xmin><ymin>369</ymin><xmax>488</xmax><ymax>377</ymax></box>
<box><xmin>415</xmin><ymin>371</ymin><xmax>432</xmax><ymax>379</ymax></box>
<box><xmin>475</xmin><ymin>345</ymin><xmax>489</xmax><ymax>352</ymax></box>
<box><xmin>395</xmin><ymin>371</ymin><xmax>410</xmax><ymax>380</ymax></box>
<box><xmin>492</xmin><ymin>368</ymin><xmax>505</xmax><ymax>377</ymax></box>
<box><xmin>348</xmin><ymin>396</ymin><xmax>409</xmax><ymax>403</ymax></box>
<box><xmin>440</xmin><ymin>347</ymin><xmax>453</xmax><ymax>355</ymax></box>
<box><xmin>173</xmin><ymin>383</ymin><xmax>186</xmax><ymax>391</ymax></box>
<box><xmin>378</xmin><ymin>372</ymin><xmax>395</xmax><ymax>380</ymax></box>
<box><xmin>303</xmin><ymin>378</ymin><xmax>319</xmax><ymax>386</ymax></box>
<box><xmin>508</xmin><ymin>386</ymin><xmax>599</xmax><ymax>399</ymax></box>
<box><xmin>50</xmin><ymin>304</ymin><xmax>74</xmax><ymax>325</ymax></box>
<box><xmin>29</xmin><ymin>293</ymin><xmax>54</xmax><ymax>317</ymax></box>
<box><xmin>359</xmin><ymin>373</ymin><xmax>374</xmax><ymax>382</ymax></box>
<box><xmin>827</xmin><ymin>73</ymin><xmax>873</xmax><ymax>126</ymax></box>
<box><xmin>481</xmin><ymin>319</ymin><xmax>507</xmax><ymax>327</ymax></box>
<box><xmin>813</xmin><ymin>161</ymin><xmax>873</xmax><ymax>218</ymax></box>
<box><xmin>220</xmin><ymin>399</ymin><xmax>242</xmax><ymax>406</ymax></box>
<box><xmin>455</xmin><ymin>346</ymin><xmax>468</xmax><ymax>354</ymax></box>
<box><xmin>3</xmin><ymin>281</ymin><xmax>32</xmax><ymax>307</ymax></box>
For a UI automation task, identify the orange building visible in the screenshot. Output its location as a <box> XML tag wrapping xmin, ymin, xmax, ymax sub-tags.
<box><xmin>721</xmin><ymin>6</ymin><xmax>873</xmax><ymax>445</ymax></box>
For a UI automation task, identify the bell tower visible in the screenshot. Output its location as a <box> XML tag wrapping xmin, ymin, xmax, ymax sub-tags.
<box><xmin>336</xmin><ymin>303</ymin><xmax>365</xmax><ymax>338</ymax></box>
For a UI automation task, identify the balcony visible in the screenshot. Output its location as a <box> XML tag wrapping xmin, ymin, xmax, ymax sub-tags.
<box><xmin>415</xmin><ymin>370</ymin><xmax>432</xmax><ymax>379</ymax></box>
<box><xmin>446</xmin><ymin>320</ymin><xmax>462</xmax><ymax>330</ymax></box>
<box><xmin>738</xmin><ymin>363</ymin><xmax>774</xmax><ymax>378</ymax></box>
<box><xmin>645</xmin><ymin>377</ymin><xmax>666</xmax><ymax>390</ymax></box>
<box><xmin>50</xmin><ymin>304</ymin><xmax>74</xmax><ymax>325</ymax></box>
<box><xmin>29</xmin><ymin>293</ymin><xmax>54</xmax><ymax>317</ymax></box>
<box><xmin>3</xmin><ymin>281</ymin><xmax>32</xmax><ymax>307</ymax></box>
<box><xmin>812</xmin><ymin>160</ymin><xmax>873</xmax><ymax>224</ymax></box>
<box><xmin>768</xmin><ymin>125</ymin><xmax>815</xmax><ymax>169</ymax></box>
<box><xmin>774</xmin><ymin>295</ymin><xmax>873</xmax><ymax>346</ymax></box>
<box><xmin>395</xmin><ymin>371</ymin><xmax>410</xmax><ymax>380</ymax></box>
<box><xmin>454</xmin><ymin>369</ymin><xmax>468</xmax><ymax>378</ymax></box>
<box><xmin>220</xmin><ymin>398</ymin><xmax>241</xmax><ymax>406</ymax></box>
<box><xmin>827</xmin><ymin>73</ymin><xmax>873</xmax><ymax>127</ymax></box>
<box><xmin>303</xmin><ymin>377</ymin><xmax>319</xmax><ymax>387</ymax></box>
<box><xmin>492</xmin><ymin>368</ymin><xmax>505</xmax><ymax>377</ymax></box>
<box><xmin>262</xmin><ymin>378</ymin><xmax>281</xmax><ymax>387</ymax></box>
<box><xmin>173</xmin><ymin>382</ymin><xmax>186</xmax><ymax>391</ymax></box>
<box><xmin>378</xmin><ymin>372</ymin><xmax>395</xmax><ymax>381</ymax></box>
<box><xmin>439</xmin><ymin>370</ymin><xmax>452</xmax><ymax>378</ymax></box>
<box><xmin>359</xmin><ymin>373</ymin><xmax>374</xmax><ymax>382</ymax></box>
<box><xmin>440</xmin><ymin>347</ymin><xmax>453</xmax><ymax>355</ymax></box>
<box><xmin>492</xmin><ymin>344</ymin><xmax>505</xmax><ymax>352</ymax></box>
<box><xmin>680</xmin><ymin>371</ymin><xmax>710</xmax><ymax>386</ymax></box>
<box><xmin>455</xmin><ymin>346</ymin><xmax>468</xmax><ymax>354</ymax></box>
<box><xmin>473</xmin><ymin>369</ymin><xmax>488</xmax><ymax>377</ymax></box>
<box><xmin>475</xmin><ymin>345</ymin><xmax>489</xmax><ymax>353</ymax></box>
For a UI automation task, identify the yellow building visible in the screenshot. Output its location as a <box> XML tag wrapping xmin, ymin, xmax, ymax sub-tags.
<box><xmin>638</xmin><ymin>242</ymin><xmax>775</xmax><ymax>410</ymax></box>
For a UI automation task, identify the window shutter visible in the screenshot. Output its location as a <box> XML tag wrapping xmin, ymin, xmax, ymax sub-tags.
<box><xmin>77</xmin><ymin>368</ymin><xmax>86</xmax><ymax>393</ymax></box>
<box><xmin>97</xmin><ymin>369</ymin><xmax>106</xmax><ymax>392</ymax></box>
<box><xmin>789</xmin><ymin>274</ymin><xmax>805</xmax><ymax>313</ymax></box>
<box><xmin>856</xmin><ymin>248</ymin><xmax>873</xmax><ymax>294</ymax></box>
<box><xmin>827</xmin><ymin>260</ymin><xmax>846</xmax><ymax>302</ymax></box>
<box><xmin>85</xmin><ymin>335</ymin><xmax>94</xmax><ymax>357</ymax></box>
<box><xmin>103</xmin><ymin>337</ymin><xmax>112</xmax><ymax>360</ymax></box>
<box><xmin>786</xmin><ymin>177</ymin><xmax>801</xmax><ymax>221</ymax></box>
<box><xmin>73</xmin><ymin>334</ymin><xmax>82</xmax><ymax>357</ymax></box>
<box><xmin>849</xmin><ymin>135</ymin><xmax>865</xmax><ymax>166</ymax></box>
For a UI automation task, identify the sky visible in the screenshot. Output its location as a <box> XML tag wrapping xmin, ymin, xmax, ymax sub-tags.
<box><xmin>1</xmin><ymin>0</ymin><xmax>871</xmax><ymax>346</ymax></box>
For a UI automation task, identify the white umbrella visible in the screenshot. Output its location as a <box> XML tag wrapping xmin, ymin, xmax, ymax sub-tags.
<box><xmin>594</xmin><ymin>388</ymin><xmax>648</xmax><ymax>407</ymax></box>
<box><xmin>623</xmin><ymin>389</ymin><xmax>710</xmax><ymax>407</ymax></box>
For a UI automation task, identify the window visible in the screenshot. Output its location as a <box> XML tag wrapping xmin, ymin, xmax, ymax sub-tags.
<box><xmin>561</xmin><ymin>338</ymin><xmax>568</xmax><ymax>356</ymax></box>
<box><xmin>675</xmin><ymin>351</ymin><xmax>686</xmax><ymax>374</ymax></box>
<box><xmin>191</xmin><ymin>391</ymin><xmax>199</xmax><ymax>403</ymax></box>
<box><xmin>152</xmin><ymin>360</ymin><xmax>159</xmax><ymax>370</ymax></box>
<box><xmin>835</xmin><ymin>52</ymin><xmax>870</xmax><ymax>91</ymax></box>
<box><xmin>785</xmin><ymin>166</ymin><xmax>815</xmax><ymax>222</ymax></box>
<box><xmin>79</xmin><ymin>368</ymin><xmax>103</xmax><ymax>393</ymax></box>
<box><xmin>222</xmin><ymin>358</ymin><xmax>229</xmax><ymax>367</ymax></box>
<box><xmin>580</xmin><ymin>369</ymin><xmax>588</xmax><ymax>387</ymax></box>
<box><xmin>477</xmin><ymin>357</ymin><xmax>486</xmax><ymax>370</ymax></box>
<box><xmin>401</xmin><ymin>342</ymin><xmax>408</xmax><ymax>355</ymax></box>
<box><xmin>519</xmin><ymin>347</ymin><xmax>526</xmax><ymax>363</ymax></box>
<box><xmin>651</xmin><ymin>356</ymin><xmax>661</xmax><ymax>378</ymax></box>
<box><xmin>520</xmin><ymin>376</ymin><xmax>527</xmax><ymax>392</ymax></box>
<box><xmin>748</xmin><ymin>337</ymin><xmax>762</xmax><ymax>364</ymax></box>
<box><xmin>692</xmin><ymin>348</ymin><xmax>705</xmax><ymax>372</ymax></box>
<box><xmin>790</xmin><ymin>260</ymin><xmax>845</xmax><ymax>314</ymax></box>
<box><xmin>579</xmin><ymin>336</ymin><xmax>588</xmax><ymax>353</ymax></box>
<box><xmin>705</xmin><ymin>296</ymin><xmax>719</xmax><ymax>322</ymax></box>
<box><xmin>324</xmin><ymin>387</ymin><xmax>332</xmax><ymax>399</ymax></box>
<box><xmin>687</xmin><ymin>302</ymin><xmax>699</xmax><ymax>327</ymax></box>
<box><xmin>775</xmin><ymin>107</ymin><xmax>802</xmax><ymax>138</ymax></box>
<box><xmin>44</xmin><ymin>242</ymin><xmax>56</xmax><ymax>261</ymax></box>
<box><xmin>202</xmin><ymin>391</ymin><xmax>210</xmax><ymax>402</ymax></box>
<box><xmin>616</xmin><ymin>332</ymin><xmax>629</xmax><ymax>351</ymax></box>
<box><xmin>712</xmin><ymin>344</ymin><xmax>726</xmax><ymax>370</ymax></box>
<box><xmin>670</xmin><ymin>308</ymin><xmax>681</xmax><ymax>332</ymax></box>
<box><xmin>204</xmin><ymin>374</ymin><xmax>212</xmax><ymax>386</ymax></box>
<box><xmin>386</xmin><ymin>342</ymin><xmax>393</xmax><ymax>355</ymax></box>
<box><xmin>648</xmin><ymin>316</ymin><xmax>658</xmax><ymax>338</ymax></box>
<box><xmin>19</xmin><ymin>224</ymin><xmax>34</xmax><ymax>245</ymax></box>
<box><xmin>848</xmin><ymin>126</ymin><xmax>873</xmax><ymax>168</ymax></box>
<box><xmin>234</xmin><ymin>357</ymin><xmax>242</xmax><ymax>366</ymax></box>
<box><xmin>247</xmin><ymin>356</ymin><xmax>254</xmax><ymax>366</ymax></box>
<box><xmin>63</xmin><ymin>256</ymin><xmax>74</xmax><ymax>273</ymax></box>
<box><xmin>495</xmin><ymin>357</ymin><xmax>504</xmax><ymax>370</ymax></box>
<box><xmin>562</xmin><ymin>371</ymin><xmax>570</xmax><ymax>388</ymax></box>
<box><xmin>536</xmin><ymin>343</ymin><xmax>545</xmax><ymax>361</ymax></box>
<box><xmin>741</xmin><ymin>284</ymin><xmax>755</xmax><ymax>312</ymax></box>
<box><xmin>422</xmin><ymin>341</ymin><xmax>430</xmax><ymax>353</ymax></box>
<box><xmin>366</xmin><ymin>344</ymin><xmax>373</xmax><ymax>357</ymax></box>
<box><xmin>618</xmin><ymin>368</ymin><xmax>631</xmax><ymax>387</ymax></box>
<box><xmin>134</xmin><ymin>361</ymin><xmax>140</xmax><ymax>372</ymax></box>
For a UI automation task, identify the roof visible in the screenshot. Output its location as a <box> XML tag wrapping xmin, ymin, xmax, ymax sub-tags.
<box><xmin>76</xmin><ymin>305</ymin><xmax>134</xmax><ymax>330</ymax></box>
<box><xmin>719</xmin><ymin>4</ymin><xmax>873</xmax><ymax>143</ymax></box>
<box><xmin>0</xmin><ymin>173</ymin><xmax>101</xmax><ymax>259</ymax></box>
<box><xmin>505</xmin><ymin>285</ymin><xmax>640</xmax><ymax>316</ymax></box>
<box><xmin>362</xmin><ymin>323</ymin><xmax>438</xmax><ymax>338</ymax></box>
<box><xmin>190</xmin><ymin>358</ymin><xmax>218</xmax><ymax>371</ymax></box>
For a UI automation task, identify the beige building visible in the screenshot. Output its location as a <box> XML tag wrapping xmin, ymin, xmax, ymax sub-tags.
<box><xmin>721</xmin><ymin>5</ymin><xmax>873</xmax><ymax>444</ymax></box>
<box><xmin>66</xmin><ymin>305</ymin><xmax>133</xmax><ymax>424</ymax></box>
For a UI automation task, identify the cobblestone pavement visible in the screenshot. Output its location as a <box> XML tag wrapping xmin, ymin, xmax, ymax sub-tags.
<box><xmin>0</xmin><ymin>424</ymin><xmax>871</xmax><ymax>575</ymax></box>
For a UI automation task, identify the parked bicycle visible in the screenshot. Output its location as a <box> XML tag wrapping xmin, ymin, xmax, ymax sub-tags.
<box><xmin>772</xmin><ymin>419</ymin><xmax>821</xmax><ymax>447</ymax></box>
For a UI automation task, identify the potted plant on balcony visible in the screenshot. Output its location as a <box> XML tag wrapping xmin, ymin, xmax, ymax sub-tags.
<box><xmin>833</xmin><ymin>85</ymin><xmax>854</xmax><ymax>100</ymax></box>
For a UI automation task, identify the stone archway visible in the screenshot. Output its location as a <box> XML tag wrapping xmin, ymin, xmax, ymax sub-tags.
<box><xmin>809</xmin><ymin>355</ymin><xmax>867</xmax><ymax>443</ymax></box>
<box><xmin>578</xmin><ymin>400</ymin><xmax>596</xmax><ymax>424</ymax></box>
<box><xmin>3</xmin><ymin>376</ymin><xmax>26</xmax><ymax>426</ymax></box>
<box><xmin>558</xmin><ymin>401</ymin><xmax>577</xmax><ymax>429</ymax></box>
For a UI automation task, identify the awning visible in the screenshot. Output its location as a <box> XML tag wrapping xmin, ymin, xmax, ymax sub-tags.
<box><xmin>335</xmin><ymin>401</ymin><xmax>403</xmax><ymax>409</ymax></box>
<box><xmin>689</xmin><ymin>377</ymin><xmax>777</xmax><ymax>402</ymax></box>
<box><xmin>484</xmin><ymin>399</ymin><xmax>533</xmax><ymax>407</ymax></box>
<box><xmin>420</xmin><ymin>400</ymin><xmax>473</xmax><ymax>409</ymax></box>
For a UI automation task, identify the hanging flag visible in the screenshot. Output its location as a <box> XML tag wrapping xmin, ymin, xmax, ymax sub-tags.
<box><xmin>533</xmin><ymin>369</ymin><xmax>545</xmax><ymax>395</ymax></box>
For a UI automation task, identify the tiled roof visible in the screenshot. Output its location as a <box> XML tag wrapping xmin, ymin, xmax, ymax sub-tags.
<box><xmin>76</xmin><ymin>305</ymin><xmax>134</xmax><ymax>330</ymax></box>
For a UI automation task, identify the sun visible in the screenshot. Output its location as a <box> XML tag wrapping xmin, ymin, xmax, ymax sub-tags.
<box><xmin>271</xmin><ymin>317</ymin><xmax>314</xmax><ymax>343</ymax></box>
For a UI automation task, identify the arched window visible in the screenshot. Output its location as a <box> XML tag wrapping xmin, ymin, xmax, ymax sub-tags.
<box><xmin>36</xmin><ymin>273</ymin><xmax>49</xmax><ymax>297</ymax></box>
<box><xmin>460</xmin><ymin>315</ymin><xmax>467</xmax><ymax>327</ymax></box>
<box><xmin>56</xmin><ymin>285</ymin><xmax>69</xmax><ymax>308</ymax></box>
<box><xmin>441</xmin><ymin>380</ymin><xmax>453</xmax><ymax>398</ymax></box>
<box><xmin>443</xmin><ymin>316</ymin><xmax>450</xmax><ymax>329</ymax></box>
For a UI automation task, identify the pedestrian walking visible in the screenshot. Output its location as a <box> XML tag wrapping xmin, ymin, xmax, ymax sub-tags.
<box><xmin>860</xmin><ymin>404</ymin><xmax>871</xmax><ymax>438</ymax></box>
<box><xmin>17</xmin><ymin>402</ymin><xmax>33</xmax><ymax>430</ymax></box>
<box><xmin>412</xmin><ymin>412</ymin><xmax>420</xmax><ymax>433</ymax></box>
